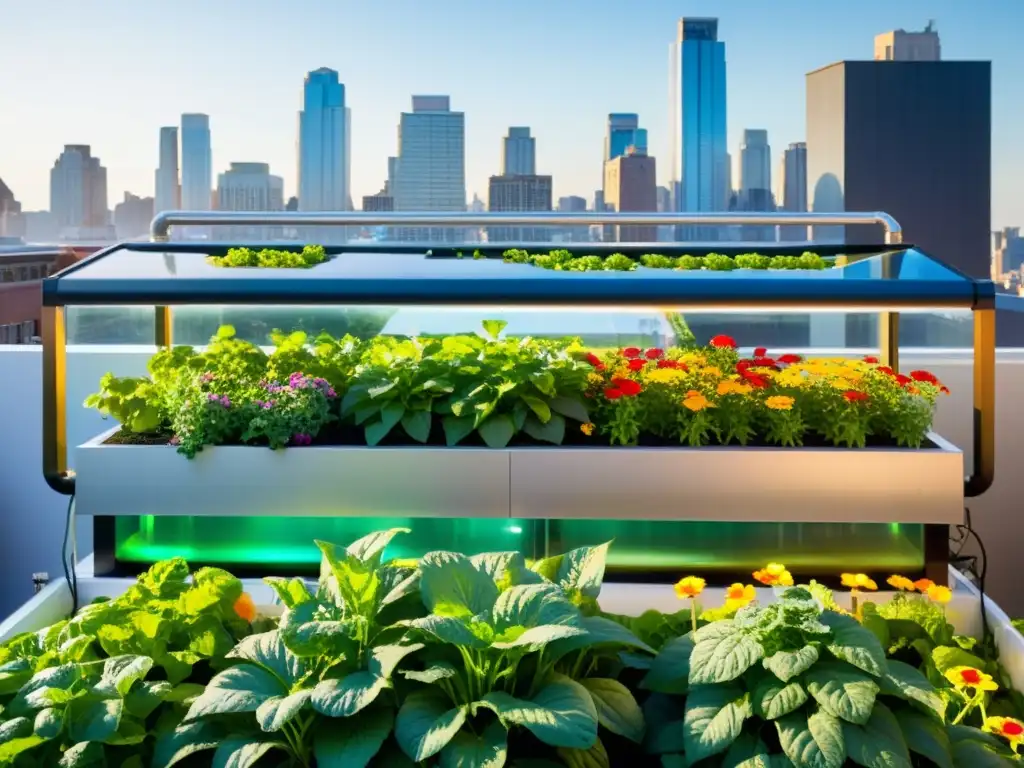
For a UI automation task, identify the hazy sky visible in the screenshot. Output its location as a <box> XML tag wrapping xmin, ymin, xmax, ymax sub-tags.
<box><xmin>2</xmin><ymin>0</ymin><xmax>1022</xmax><ymax>227</ymax></box>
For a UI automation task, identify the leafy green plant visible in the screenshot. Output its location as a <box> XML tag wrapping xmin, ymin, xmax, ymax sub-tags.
<box><xmin>502</xmin><ymin>249</ymin><xmax>828</xmax><ymax>272</ymax></box>
<box><xmin>207</xmin><ymin>245</ymin><xmax>328</xmax><ymax>269</ymax></box>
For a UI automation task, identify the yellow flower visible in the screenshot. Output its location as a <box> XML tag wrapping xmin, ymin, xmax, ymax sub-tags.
<box><xmin>926</xmin><ymin>585</ymin><xmax>953</xmax><ymax>604</ymax></box>
<box><xmin>674</xmin><ymin>576</ymin><xmax>706</xmax><ymax>599</ymax></box>
<box><xmin>724</xmin><ymin>583</ymin><xmax>756</xmax><ymax>609</ymax></box>
<box><xmin>841</xmin><ymin>573</ymin><xmax>878</xmax><ymax>591</ymax></box>
<box><xmin>914</xmin><ymin>578</ymin><xmax>935</xmax><ymax>592</ymax></box>
<box><xmin>682</xmin><ymin>391</ymin><xmax>714</xmax><ymax>412</ymax></box>
<box><xmin>887</xmin><ymin>575</ymin><xmax>916</xmax><ymax>591</ymax></box>
<box><xmin>753</xmin><ymin>563</ymin><xmax>794</xmax><ymax>587</ymax></box>
<box><xmin>831</xmin><ymin>378</ymin><xmax>854</xmax><ymax>391</ymax></box>
<box><xmin>983</xmin><ymin>716</ymin><xmax>1024</xmax><ymax>745</ymax></box>
<box><xmin>717</xmin><ymin>380</ymin><xmax>753</xmax><ymax>396</ymax></box>
<box><xmin>765</xmin><ymin>396</ymin><xmax>795</xmax><ymax>411</ymax></box>
<box><xmin>580</xmin><ymin>423</ymin><xmax>595</xmax><ymax>436</ymax></box>
<box><xmin>699</xmin><ymin>366</ymin><xmax>723</xmax><ymax>378</ymax></box>
<box><xmin>586</xmin><ymin>373</ymin><xmax>605</xmax><ymax>387</ymax></box>
<box><xmin>945</xmin><ymin>666</ymin><xmax>998</xmax><ymax>692</ymax></box>
<box><xmin>644</xmin><ymin>368</ymin><xmax>689</xmax><ymax>385</ymax></box>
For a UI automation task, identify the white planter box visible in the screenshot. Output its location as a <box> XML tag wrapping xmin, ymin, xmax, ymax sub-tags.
<box><xmin>75</xmin><ymin>428</ymin><xmax>965</xmax><ymax>524</ymax></box>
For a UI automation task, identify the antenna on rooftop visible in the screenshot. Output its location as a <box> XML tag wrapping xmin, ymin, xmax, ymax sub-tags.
<box><xmin>926</xmin><ymin>19</ymin><xmax>936</xmax><ymax>32</ymax></box>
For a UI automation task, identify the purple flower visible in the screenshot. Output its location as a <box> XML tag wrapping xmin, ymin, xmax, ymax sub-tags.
<box><xmin>220</xmin><ymin>396</ymin><xmax>231</xmax><ymax>408</ymax></box>
<box><xmin>207</xmin><ymin>393</ymin><xmax>230</xmax><ymax>407</ymax></box>
<box><xmin>326</xmin><ymin>387</ymin><xmax>337</xmax><ymax>399</ymax></box>
<box><xmin>207</xmin><ymin>393</ymin><xmax>220</xmax><ymax>402</ymax></box>
<box><xmin>261</xmin><ymin>399</ymin><xmax>275</xmax><ymax>409</ymax></box>
<box><xmin>292</xmin><ymin>433</ymin><xmax>312</xmax><ymax>446</ymax></box>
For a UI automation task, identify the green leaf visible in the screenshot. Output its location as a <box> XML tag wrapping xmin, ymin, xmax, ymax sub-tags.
<box><xmin>689</xmin><ymin>626</ymin><xmax>764</xmax><ymax>685</ymax></box>
<box><xmin>642</xmin><ymin>694</ymin><xmax>685</xmax><ymax>754</ymax></box>
<box><xmin>311</xmin><ymin>673</ymin><xmax>387</xmax><ymax>718</ymax></box>
<box><xmin>878</xmin><ymin>659</ymin><xmax>946</xmax><ymax>720</ymax></box>
<box><xmin>226</xmin><ymin>630</ymin><xmax>305</xmax><ymax>686</ymax></box>
<box><xmin>898</xmin><ymin>709</ymin><xmax>952</xmax><ymax>768</ymax></box>
<box><xmin>524</xmin><ymin>412</ymin><xmax>566</xmax><ymax>445</ymax></box>
<box><xmin>400</xmin><ymin>615</ymin><xmax>487</xmax><ymax>649</ymax></box>
<box><xmin>402</xmin><ymin>661</ymin><xmax>459</xmax><ymax>684</ymax></box>
<box><xmin>548</xmin><ymin>395</ymin><xmax>590</xmax><ymax>424</ymax></box>
<box><xmin>641</xmin><ymin>634</ymin><xmax>694</xmax><ymax>694</ymax></box>
<box><xmin>581</xmin><ymin>678</ymin><xmax>645</xmax><ymax>742</ymax></box>
<box><xmin>213</xmin><ymin>738</ymin><xmax>287</xmax><ymax>768</ymax></box>
<box><xmin>420</xmin><ymin>551</ymin><xmax>500</xmax><ymax>618</ymax></box>
<box><xmin>66</xmin><ymin>698</ymin><xmax>122</xmax><ymax>743</ymax></box>
<box><xmin>314</xmin><ymin>707</ymin><xmax>394</xmax><ymax>768</ymax></box>
<box><xmin>841</xmin><ymin>701</ymin><xmax>912</xmax><ymax>768</ymax></box>
<box><xmin>932</xmin><ymin>646</ymin><xmax>987</xmax><ymax>674</ymax></box>
<box><xmin>776</xmin><ymin>710</ymin><xmax>845</xmax><ymax>768</ymax></box>
<box><xmin>481</xmin><ymin>319</ymin><xmax>508</xmax><ymax>340</ymax></box>
<box><xmin>763</xmin><ymin>646</ymin><xmax>820</xmax><ymax>683</ymax></box>
<box><xmin>152</xmin><ymin>720</ymin><xmax>222</xmax><ymax>768</ymax></box>
<box><xmin>366</xmin><ymin>403</ymin><xmax>406</xmax><ymax>445</ymax></box>
<box><xmin>33</xmin><ymin>707</ymin><xmax>63</xmax><ymax>739</ymax></box>
<box><xmin>280</xmin><ymin>604</ymin><xmax>359</xmax><ymax>659</ymax></box>
<box><xmin>264</xmin><ymin>577</ymin><xmax>312</xmax><ymax>609</ymax></box>
<box><xmin>478</xmin><ymin>414</ymin><xmax>516</xmax><ymax>448</ymax></box>
<box><xmin>557</xmin><ymin>737</ymin><xmax>610</xmax><ymax>768</ymax></box>
<box><xmin>56</xmin><ymin>741</ymin><xmax>103</xmax><ymax>767</ymax></box>
<box><xmin>521</xmin><ymin>394</ymin><xmax>552</xmax><ymax>423</ymax></box>
<box><xmin>395</xmin><ymin>689</ymin><xmax>468</xmax><ymax>762</ymax></box>
<box><xmin>368</xmin><ymin>381</ymin><xmax>398</xmax><ymax>399</ymax></box>
<box><xmin>491</xmin><ymin>624</ymin><xmax>584</xmax><ymax>651</ymax></box>
<box><xmin>256</xmin><ymin>689</ymin><xmax>312</xmax><ymax>731</ymax></box>
<box><xmin>549</xmin><ymin>615</ymin><xmax>655</xmax><ymax>664</ymax></box>
<box><xmin>371</xmin><ymin>642</ymin><xmax>426</xmax><ymax>678</ymax></box>
<box><xmin>682</xmin><ymin>684</ymin><xmax>751</xmax><ymax>764</ymax></box>
<box><xmin>859</xmin><ymin>603</ymin><xmax>891</xmax><ymax>649</ymax></box>
<box><xmin>803</xmin><ymin>661</ymin><xmax>879</xmax><ymax>725</ymax></box>
<box><xmin>722</xmin><ymin>730</ymin><xmax>771</xmax><ymax>768</ymax></box>
<box><xmin>752</xmin><ymin>677</ymin><xmax>808</xmax><ymax>721</ymax></box>
<box><xmin>440</xmin><ymin>719</ymin><xmax>508</xmax><ymax>768</ymax></box>
<box><xmin>950</xmin><ymin>737</ymin><xmax>1017</xmax><ymax>767</ymax></box>
<box><xmin>480</xmin><ymin>676</ymin><xmax>598</xmax><ymax>749</ymax></box>
<box><xmin>548</xmin><ymin>542</ymin><xmax>610</xmax><ymax>599</ymax></box>
<box><xmin>347</xmin><ymin>528</ymin><xmax>409</xmax><ymax>564</ymax></box>
<box><xmin>185</xmin><ymin>665</ymin><xmax>286</xmax><ymax>720</ymax></box>
<box><xmin>402</xmin><ymin>409</ymin><xmax>433</xmax><ymax>443</ymax></box>
<box><xmin>443</xmin><ymin>415</ymin><xmax>476</xmax><ymax>446</ymax></box>
<box><xmin>820</xmin><ymin>611</ymin><xmax>886</xmax><ymax>677</ymax></box>
<box><xmin>93</xmin><ymin>654</ymin><xmax>154</xmax><ymax>697</ymax></box>
<box><xmin>492</xmin><ymin>583</ymin><xmax>580</xmax><ymax>631</ymax></box>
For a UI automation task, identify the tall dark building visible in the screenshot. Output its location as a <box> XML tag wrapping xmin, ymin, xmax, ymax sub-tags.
<box><xmin>604</xmin><ymin>151</ymin><xmax>657</xmax><ymax>243</ymax></box>
<box><xmin>487</xmin><ymin>175</ymin><xmax>553</xmax><ymax>243</ymax></box>
<box><xmin>806</xmin><ymin>60</ymin><xmax>992</xmax><ymax>345</ymax></box>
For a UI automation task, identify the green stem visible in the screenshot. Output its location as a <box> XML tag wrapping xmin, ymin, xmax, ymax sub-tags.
<box><xmin>528</xmin><ymin>646</ymin><xmax>547</xmax><ymax>699</ymax></box>
<box><xmin>951</xmin><ymin>691</ymin><xmax>975</xmax><ymax>725</ymax></box>
<box><xmin>690</xmin><ymin>599</ymin><xmax>698</xmax><ymax>634</ymax></box>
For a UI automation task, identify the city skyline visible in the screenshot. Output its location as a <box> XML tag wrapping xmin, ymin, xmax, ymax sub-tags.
<box><xmin>2</xmin><ymin>0</ymin><xmax>1023</xmax><ymax>227</ymax></box>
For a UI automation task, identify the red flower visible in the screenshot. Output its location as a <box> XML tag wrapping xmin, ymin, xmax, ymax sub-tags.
<box><xmin>754</xmin><ymin>347</ymin><xmax>767</xmax><ymax>358</ymax></box>
<box><xmin>910</xmin><ymin>370</ymin><xmax>939</xmax><ymax>384</ymax></box>
<box><xmin>960</xmin><ymin>668</ymin><xmax>982</xmax><ymax>685</ymax></box>
<box><xmin>844</xmin><ymin>390</ymin><xmax>869</xmax><ymax>403</ymax></box>
<box><xmin>876</xmin><ymin>366</ymin><xmax>894</xmax><ymax>376</ymax></box>
<box><xmin>709</xmin><ymin>335</ymin><xmax>737</xmax><ymax>349</ymax></box>
<box><xmin>604</xmin><ymin>388</ymin><xmax>623</xmax><ymax>400</ymax></box>
<box><xmin>736</xmin><ymin>360</ymin><xmax>752</xmax><ymax>372</ymax></box>
<box><xmin>940</xmin><ymin>386</ymin><xmax>950</xmax><ymax>395</ymax></box>
<box><xmin>610</xmin><ymin>377</ymin><xmax>642</xmax><ymax>397</ymax></box>
<box><xmin>863</xmin><ymin>356</ymin><xmax>879</xmax><ymax>364</ymax></box>
<box><xmin>755</xmin><ymin>357</ymin><xmax>778</xmax><ymax>368</ymax></box>
<box><xmin>585</xmin><ymin>352</ymin><xmax>603</xmax><ymax>367</ymax></box>
<box><xmin>645</xmin><ymin>348</ymin><xmax>665</xmax><ymax>359</ymax></box>
<box><xmin>1004</xmin><ymin>721</ymin><xmax>1024</xmax><ymax>737</ymax></box>
<box><xmin>622</xmin><ymin>347</ymin><xmax>642</xmax><ymax>359</ymax></box>
<box><xmin>627</xmin><ymin>358</ymin><xmax>645</xmax><ymax>372</ymax></box>
<box><xmin>895</xmin><ymin>374</ymin><xmax>912</xmax><ymax>387</ymax></box>
<box><xmin>743</xmin><ymin>373</ymin><xmax>769</xmax><ymax>389</ymax></box>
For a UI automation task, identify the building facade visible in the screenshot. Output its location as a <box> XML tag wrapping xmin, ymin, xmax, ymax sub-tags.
<box><xmin>487</xmin><ymin>174</ymin><xmax>553</xmax><ymax>243</ymax></box>
<box><xmin>215</xmin><ymin>162</ymin><xmax>284</xmax><ymax>239</ymax></box>
<box><xmin>0</xmin><ymin>178</ymin><xmax>23</xmax><ymax>239</ymax></box>
<box><xmin>605</xmin><ymin>114</ymin><xmax>647</xmax><ymax>161</ymax></box>
<box><xmin>603</xmin><ymin>151</ymin><xmax>657</xmax><ymax>243</ymax></box>
<box><xmin>154</xmin><ymin>126</ymin><xmax>180</xmax><ymax>215</ymax></box>
<box><xmin>874</xmin><ymin>24</ymin><xmax>941</xmax><ymax>62</ymax></box>
<box><xmin>777</xmin><ymin>142</ymin><xmax>808</xmax><ymax>241</ymax></box>
<box><xmin>49</xmin><ymin>145</ymin><xmax>109</xmax><ymax>236</ymax></box>
<box><xmin>298</xmin><ymin>68</ymin><xmax>349</xmax><ymax>213</ymax></box>
<box><xmin>113</xmin><ymin>193</ymin><xmax>154</xmax><ymax>240</ymax></box>
<box><xmin>669</xmin><ymin>18</ymin><xmax>728</xmax><ymax>239</ymax></box>
<box><xmin>993</xmin><ymin>228</ymin><xmax>1024</xmax><ymax>284</ymax></box>
<box><xmin>502</xmin><ymin>127</ymin><xmax>536</xmax><ymax>176</ymax></box>
<box><xmin>180</xmin><ymin>114</ymin><xmax>212</xmax><ymax>212</ymax></box>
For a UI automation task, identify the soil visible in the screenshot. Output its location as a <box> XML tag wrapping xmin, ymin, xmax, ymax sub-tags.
<box><xmin>103</xmin><ymin>422</ymin><xmax>936</xmax><ymax>451</ymax></box>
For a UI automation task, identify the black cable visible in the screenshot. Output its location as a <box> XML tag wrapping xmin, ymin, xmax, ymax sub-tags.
<box><xmin>950</xmin><ymin>506</ymin><xmax>991</xmax><ymax>653</ymax></box>
<box><xmin>61</xmin><ymin>494</ymin><xmax>78</xmax><ymax>614</ymax></box>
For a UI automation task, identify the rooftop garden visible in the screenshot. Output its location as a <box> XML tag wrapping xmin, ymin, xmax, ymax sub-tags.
<box><xmin>85</xmin><ymin>323</ymin><xmax>950</xmax><ymax>458</ymax></box>
<box><xmin>0</xmin><ymin>533</ymin><xmax>1019</xmax><ymax>766</ymax></box>
<box><xmin>207</xmin><ymin>245</ymin><xmax>329</xmax><ymax>269</ymax></box>
<box><xmin>501</xmin><ymin>249</ymin><xmax>829</xmax><ymax>272</ymax></box>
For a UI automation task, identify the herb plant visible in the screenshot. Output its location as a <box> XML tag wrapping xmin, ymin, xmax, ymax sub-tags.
<box><xmin>503</xmin><ymin>249</ymin><xmax>828</xmax><ymax>272</ymax></box>
<box><xmin>207</xmin><ymin>245</ymin><xmax>328</xmax><ymax>269</ymax></box>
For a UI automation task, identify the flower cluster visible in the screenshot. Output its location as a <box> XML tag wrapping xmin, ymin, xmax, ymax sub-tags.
<box><xmin>886</xmin><ymin>574</ymin><xmax>953</xmax><ymax>604</ymax></box>
<box><xmin>584</xmin><ymin>341</ymin><xmax>949</xmax><ymax>448</ymax></box>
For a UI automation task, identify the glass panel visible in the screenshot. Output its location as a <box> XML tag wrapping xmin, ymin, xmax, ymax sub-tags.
<box><xmin>113</xmin><ymin>516</ymin><xmax>923</xmax><ymax>578</ymax></box>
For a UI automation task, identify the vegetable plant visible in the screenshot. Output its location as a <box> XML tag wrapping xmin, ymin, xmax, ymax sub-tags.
<box><xmin>207</xmin><ymin>245</ymin><xmax>328</xmax><ymax>269</ymax></box>
<box><xmin>503</xmin><ymin>249</ymin><xmax>828</xmax><ymax>272</ymax></box>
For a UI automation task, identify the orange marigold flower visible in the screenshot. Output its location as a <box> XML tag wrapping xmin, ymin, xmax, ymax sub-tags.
<box><xmin>674</xmin><ymin>576</ymin><xmax>706</xmax><ymax>599</ymax></box>
<box><xmin>725</xmin><ymin>583</ymin><xmax>756</xmax><ymax>609</ymax></box>
<box><xmin>840</xmin><ymin>573</ymin><xmax>878</xmax><ymax>591</ymax></box>
<box><xmin>753</xmin><ymin>563</ymin><xmax>794</xmax><ymax>587</ymax></box>
<box><xmin>765</xmin><ymin>396</ymin><xmax>795</xmax><ymax>411</ymax></box>
<box><xmin>718</xmin><ymin>380</ymin><xmax>753</xmax><ymax>396</ymax></box>
<box><xmin>580</xmin><ymin>422</ymin><xmax>595</xmax><ymax>436</ymax></box>
<box><xmin>914</xmin><ymin>578</ymin><xmax>935</xmax><ymax>592</ymax></box>
<box><xmin>234</xmin><ymin>592</ymin><xmax>257</xmax><ymax>622</ymax></box>
<box><xmin>887</xmin><ymin>575</ymin><xmax>916</xmax><ymax>591</ymax></box>
<box><xmin>682</xmin><ymin>391</ymin><xmax>713</xmax><ymax>412</ymax></box>
<box><xmin>984</xmin><ymin>716</ymin><xmax>1024</xmax><ymax>744</ymax></box>
<box><xmin>926</xmin><ymin>585</ymin><xmax>953</xmax><ymax>604</ymax></box>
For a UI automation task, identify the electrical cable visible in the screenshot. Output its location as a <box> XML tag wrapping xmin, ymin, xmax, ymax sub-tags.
<box><xmin>950</xmin><ymin>506</ymin><xmax>991</xmax><ymax>651</ymax></box>
<box><xmin>61</xmin><ymin>494</ymin><xmax>79</xmax><ymax>614</ymax></box>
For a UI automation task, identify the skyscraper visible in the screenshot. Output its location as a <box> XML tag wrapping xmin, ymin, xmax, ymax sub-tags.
<box><xmin>874</xmin><ymin>23</ymin><xmax>941</xmax><ymax>61</ymax></box>
<box><xmin>739</xmin><ymin>130</ymin><xmax>771</xmax><ymax>195</ymax></box>
<box><xmin>49</xmin><ymin>145</ymin><xmax>109</xmax><ymax>235</ymax></box>
<box><xmin>154</xmin><ymin>126</ymin><xmax>180</xmax><ymax>215</ymax></box>
<box><xmin>502</xmin><ymin>127</ymin><xmax>536</xmax><ymax>176</ymax></box>
<box><xmin>605</xmin><ymin>114</ymin><xmax>647</xmax><ymax>161</ymax></box>
<box><xmin>180</xmin><ymin>114</ymin><xmax>212</xmax><ymax>213</ymax></box>
<box><xmin>216</xmin><ymin>162</ymin><xmax>285</xmax><ymax>240</ymax></box>
<box><xmin>777</xmin><ymin>142</ymin><xmax>808</xmax><ymax>241</ymax></box>
<box><xmin>393</xmin><ymin>95</ymin><xmax>466</xmax><ymax>242</ymax></box>
<box><xmin>669</xmin><ymin>18</ymin><xmax>728</xmax><ymax>239</ymax></box>
<box><xmin>0</xmin><ymin>178</ymin><xmax>23</xmax><ymax>239</ymax></box>
<box><xmin>298</xmin><ymin>68</ymin><xmax>349</xmax><ymax>213</ymax></box>
<box><xmin>113</xmin><ymin>193</ymin><xmax>155</xmax><ymax>240</ymax></box>
<box><xmin>487</xmin><ymin>174</ymin><xmax>552</xmax><ymax>243</ymax></box>
<box><xmin>604</xmin><ymin>148</ymin><xmax>658</xmax><ymax>243</ymax></box>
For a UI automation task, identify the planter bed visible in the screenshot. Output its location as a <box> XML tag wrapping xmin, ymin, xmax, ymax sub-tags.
<box><xmin>76</xmin><ymin>426</ymin><xmax>964</xmax><ymax>523</ymax></box>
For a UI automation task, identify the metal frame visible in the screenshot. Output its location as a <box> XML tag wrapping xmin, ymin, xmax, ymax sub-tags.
<box><xmin>42</xmin><ymin>212</ymin><xmax>996</xmax><ymax>569</ymax></box>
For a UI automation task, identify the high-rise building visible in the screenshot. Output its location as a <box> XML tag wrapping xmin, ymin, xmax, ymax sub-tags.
<box><xmin>874</xmin><ymin>23</ymin><xmax>941</xmax><ymax>62</ymax></box>
<box><xmin>777</xmin><ymin>142</ymin><xmax>808</xmax><ymax>241</ymax></box>
<box><xmin>557</xmin><ymin>195</ymin><xmax>588</xmax><ymax>242</ymax></box>
<box><xmin>216</xmin><ymin>162</ymin><xmax>285</xmax><ymax>239</ymax></box>
<box><xmin>0</xmin><ymin>178</ymin><xmax>24</xmax><ymax>239</ymax></box>
<box><xmin>298</xmin><ymin>69</ymin><xmax>349</xmax><ymax>212</ymax></box>
<box><xmin>502</xmin><ymin>127</ymin><xmax>536</xmax><ymax>176</ymax></box>
<box><xmin>393</xmin><ymin>95</ymin><xmax>466</xmax><ymax>242</ymax></box>
<box><xmin>604</xmin><ymin>148</ymin><xmax>657</xmax><ymax>243</ymax></box>
<box><xmin>386</xmin><ymin>157</ymin><xmax>399</xmax><ymax>196</ymax></box>
<box><xmin>487</xmin><ymin>174</ymin><xmax>553</xmax><ymax>243</ymax></box>
<box><xmin>49</xmin><ymin>145</ymin><xmax>110</xmax><ymax>236</ymax></box>
<box><xmin>362</xmin><ymin>193</ymin><xmax>394</xmax><ymax>212</ymax></box>
<box><xmin>993</xmin><ymin>228</ymin><xmax>1024</xmax><ymax>282</ymax></box>
<box><xmin>739</xmin><ymin>130</ymin><xmax>771</xmax><ymax>195</ymax></box>
<box><xmin>113</xmin><ymin>192</ymin><xmax>155</xmax><ymax>240</ymax></box>
<box><xmin>180</xmin><ymin>114</ymin><xmax>212</xmax><ymax>212</ymax></box>
<box><xmin>154</xmin><ymin>126</ymin><xmax>180</xmax><ymax>215</ymax></box>
<box><xmin>605</xmin><ymin>114</ymin><xmax>647</xmax><ymax>161</ymax></box>
<box><xmin>669</xmin><ymin>18</ymin><xmax>728</xmax><ymax>240</ymax></box>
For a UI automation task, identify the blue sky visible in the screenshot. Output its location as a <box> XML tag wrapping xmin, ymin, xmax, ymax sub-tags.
<box><xmin>2</xmin><ymin>0</ymin><xmax>1022</xmax><ymax>227</ymax></box>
